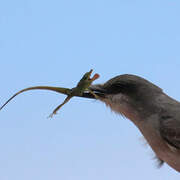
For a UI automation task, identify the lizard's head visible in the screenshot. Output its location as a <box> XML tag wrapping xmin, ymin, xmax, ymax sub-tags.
<box><xmin>82</xmin><ymin>69</ymin><xmax>93</xmax><ymax>81</ymax></box>
<box><xmin>81</xmin><ymin>69</ymin><xmax>99</xmax><ymax>82</ymax></box>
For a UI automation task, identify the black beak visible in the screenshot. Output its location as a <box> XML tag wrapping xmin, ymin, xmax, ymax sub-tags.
<box><xmin>80</xmin><ymin>84</ymin><xmax>106</xmax><ymax>99</ymax></box>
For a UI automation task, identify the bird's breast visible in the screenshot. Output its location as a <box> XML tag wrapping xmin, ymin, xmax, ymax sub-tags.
<box><xmin>102</xmin><ymin>94</ymin><xmax>140</xmax><ymax>121</ymax></box>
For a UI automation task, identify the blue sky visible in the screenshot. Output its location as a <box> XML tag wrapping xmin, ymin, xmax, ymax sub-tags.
<box><xmin>0</xmin><ymin>0</ymin><xmax>180</xmax><ymax>179</ymax></box>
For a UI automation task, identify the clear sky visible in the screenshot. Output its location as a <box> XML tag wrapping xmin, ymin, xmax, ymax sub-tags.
<box><xmin>0</xmin><ymin>0</ymin><xmax>180</xmax><ymax>179</ymax></box>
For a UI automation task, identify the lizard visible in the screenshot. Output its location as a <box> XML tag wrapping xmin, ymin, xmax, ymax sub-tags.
<box><xmin>0</xmin><ymin>69</ymin><xmax>100</xmax><ymax>118</ymax></box>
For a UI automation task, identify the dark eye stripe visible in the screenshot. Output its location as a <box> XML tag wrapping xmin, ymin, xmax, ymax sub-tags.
<box><xmin>105</xmin><ymin>82</ymin><xmax>136</xmax><ymax>94</ymax></box>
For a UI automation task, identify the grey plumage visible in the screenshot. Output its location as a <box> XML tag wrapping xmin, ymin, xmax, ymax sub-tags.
<box><xmin>88</xmin><ymin>74</ymin><xmax>180</xmax><ymax>172</ymax></box>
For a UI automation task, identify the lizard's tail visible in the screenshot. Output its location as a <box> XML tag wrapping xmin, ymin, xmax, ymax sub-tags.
<box><xmin>0</xmin><ymin>86</ymin><xmax>71</xmax><ymax>111</ymax></box>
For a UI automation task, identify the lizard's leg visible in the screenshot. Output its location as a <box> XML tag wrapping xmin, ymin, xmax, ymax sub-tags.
<box><xmin>48</xmin><ymin>96</ymin><xmax>72</xmax><ymax>118</ymax></box>
<box><xmin>88</xmin><ymin>89</ymin><xmax>99</xmax><ymax>99</ymax></box>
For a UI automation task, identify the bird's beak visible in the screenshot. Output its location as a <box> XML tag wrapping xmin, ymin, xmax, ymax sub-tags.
<box><xmin>81</xmin><ymin>84</ymin><xmax>106</xmax><ymax>99</ymax></box>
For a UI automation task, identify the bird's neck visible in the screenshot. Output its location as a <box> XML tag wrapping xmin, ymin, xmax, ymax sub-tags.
<box><xmin>101</xmin><ymin>94</ymin><xmax>141</xmax><ymax>122</ymax></box>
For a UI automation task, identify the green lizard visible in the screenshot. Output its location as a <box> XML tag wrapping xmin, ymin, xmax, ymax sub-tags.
<box><xmin>0</xmin><ymin>69</ymin><xmax>100</xmax><ymax>118</ymax></box>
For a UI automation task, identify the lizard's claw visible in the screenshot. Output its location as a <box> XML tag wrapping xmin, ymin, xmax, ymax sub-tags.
<box><xmin>47</xmin><ymin>112</ymin><xmax>57</xmax><ymax>119</ymax></box>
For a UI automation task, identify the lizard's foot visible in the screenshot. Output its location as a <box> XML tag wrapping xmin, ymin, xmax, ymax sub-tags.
<box><xmin>89</xmin><ymin>89</ymin><xmax>99</xmax><ymax>99</ymax></box>
<box><xmin>47</xmin><ymin>96</ymin><xmax>72</xmax><ymax>119</ymax></box>
<box><xmin>47</xmin><ymin>112</ymin><xmax>57</xmax><ymax>119</ymax></box>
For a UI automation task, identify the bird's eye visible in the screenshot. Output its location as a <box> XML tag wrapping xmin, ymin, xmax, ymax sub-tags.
<box><xmin>106</xmin><ymin>82</ymin><xmax>136</xmax><ymax>94</ymax></box>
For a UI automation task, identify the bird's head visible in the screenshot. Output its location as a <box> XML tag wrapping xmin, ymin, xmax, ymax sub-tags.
<box><xmin>87</xmin><ymin>74</ymin><xmax>163</xmax><ymax>121</ymax></box>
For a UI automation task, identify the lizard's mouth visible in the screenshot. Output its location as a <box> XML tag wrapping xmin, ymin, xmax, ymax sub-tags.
<box><xmin>90</xmin><ymin>73</ymin><xmax>100</xmax><ymax>81</ymax></box>
<box><xmin>87</xmin><ymin>69</ymin><xmax>100</xmax><ymax>81</ymax></box>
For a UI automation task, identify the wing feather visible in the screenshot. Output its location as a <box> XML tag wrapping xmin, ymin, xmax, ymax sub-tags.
<box><xmin>160</xmin><ymin>115</ymin><xmax>180</xmax><ymax>149</ymax></box>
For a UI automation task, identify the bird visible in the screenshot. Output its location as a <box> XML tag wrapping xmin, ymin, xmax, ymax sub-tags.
<box><xmin>82</xmin><ymin>74</ymin><xmax>180</xmax><ymax>172</ymax></box>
